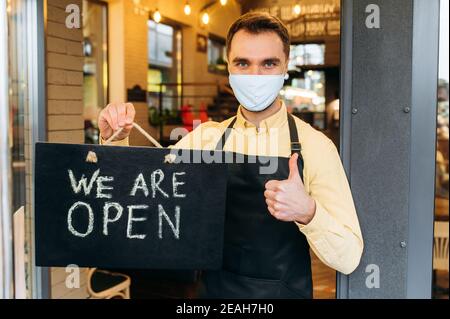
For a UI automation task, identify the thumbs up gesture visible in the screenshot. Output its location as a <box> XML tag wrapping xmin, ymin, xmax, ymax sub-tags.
<box><xmin>264</xmin><ymin>153</ymin><xmax>316</xmax><ymax>225</ymax></box>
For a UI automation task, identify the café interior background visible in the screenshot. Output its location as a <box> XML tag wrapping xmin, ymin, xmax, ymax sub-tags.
<box><xmin>3</xmin><ymin>0</ymin><xmax>449</xmax><ymax>299</ymax></box>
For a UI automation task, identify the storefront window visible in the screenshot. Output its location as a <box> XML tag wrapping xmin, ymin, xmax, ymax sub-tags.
<box><xmin>148</xmin><ymin>20</ymin><xmax>182</xmax><ymax>120</ymax></box>
<box><xmin>282</xmin><ymin>70</ymin><xmax>326</xmax><ymax>112</ymax></box>
<box><xmin>83</xmin><ymin>0</ymin><xmax>108</xmax><ymax>144</ymax></box>
<box><xmin>289</xmin><ymin>43</ymin><xmax>325</xmax><ymax>67</ymax></box>
<box><xmin>281</xmin><ymin>69</ymin><xmax>327</xmax><ymax>130</ymax></box>
<box><xmin>149</xmin><ymin>20</ymin><xmax>174</xmax><ymax>68</ymax></box>
<box><xmin>207</xmin><ymin>35</ymin><xmax>227</xmax><ymax>75</ymax></box>
<box><xmin>283</xmin><ymin>43</ymin><xmax>328</xmax><ymax>131</ymax></box>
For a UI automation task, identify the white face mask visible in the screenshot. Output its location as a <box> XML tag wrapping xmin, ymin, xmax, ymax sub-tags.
<box><xmin>229</xmin><ymin>74</ymin><xmax>287</xmax><ymax>112</ymax></box>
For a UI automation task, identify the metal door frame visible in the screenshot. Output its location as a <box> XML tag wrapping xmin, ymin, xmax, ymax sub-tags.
<box><xmin>338</xmin><ymin>0</ymin><xmax>439</xmax><ymax>299</ymax></box>
<box><xmin>0</xmin><ymin>0</ymin><xmax>14</xmax><ymax>300</ymax></box>
<box><xmin>0</xmin><ymin>0</ymin><xmax>48</xmax><ymax>299</ymax></box>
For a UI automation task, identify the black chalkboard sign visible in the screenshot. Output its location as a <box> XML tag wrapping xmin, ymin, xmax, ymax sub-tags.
<box><xmin>34</xmin><ymin>143</ymin><xmax>227</xmax><ymax>269</ymax></box>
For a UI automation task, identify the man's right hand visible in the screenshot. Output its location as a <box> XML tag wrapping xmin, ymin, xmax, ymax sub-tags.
<box><xmin>98</xmin><ymin>102</ymin><xmax>136</xmax><ymax>141</ymax></box>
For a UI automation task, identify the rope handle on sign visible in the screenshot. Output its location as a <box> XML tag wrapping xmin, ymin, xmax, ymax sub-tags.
<box><xmin>86</xmin><ymin>122</ymin><xmax>177</xmax><ymax>164</ymax></box>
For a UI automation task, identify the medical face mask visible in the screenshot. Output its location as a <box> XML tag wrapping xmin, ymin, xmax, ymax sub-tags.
<box><xmin>229</xmin><ymin>73</ymin><xmax>287</xmax><ymax>112</ymax></box>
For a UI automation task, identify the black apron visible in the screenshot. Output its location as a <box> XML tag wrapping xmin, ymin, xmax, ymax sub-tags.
<box><xmin>199</xmin><ymin>113</ymin><xmax>313</xmax><ymax>299</ymax></box>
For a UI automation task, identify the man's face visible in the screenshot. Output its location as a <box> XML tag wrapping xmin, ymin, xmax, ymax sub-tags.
<box><xmin>228</xmin><ymin>30</ymin><xmax>289</xmax><ymax>75</ymax></box>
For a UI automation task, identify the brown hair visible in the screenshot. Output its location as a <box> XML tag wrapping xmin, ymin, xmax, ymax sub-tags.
<box><xmin>226</xmin><ymin>12</ymin><xmax>291</xmax><ymax>58</ymax></box>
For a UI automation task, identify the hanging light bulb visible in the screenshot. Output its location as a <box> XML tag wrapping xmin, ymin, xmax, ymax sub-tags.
<box><xmin>184</xmin><ymin>2</ymin><xmax>191</xmax><ymax>15</ymax></box>
<box><xmin>153</xmin><ymin>9</ymin><xmax>162</xmax><ymax>23</ymax></box>
<box><xmin>201</xmin><ymin>12</ymin><xmax>209</xmax><ymax>25</ymax></box>
<box><xmin>293</xmin><ymin>4</ymin><xmax>301</xmax><ymax>15</ymax></box>
<box><xmin>133</xmin><ymin>0</ymin><xmax>140</xmax><ymax>14</ymax></box>
<box><xmin>220</xmin><ymin>0</ymin><xmax>227</xmax><ymax>5</ymax></box>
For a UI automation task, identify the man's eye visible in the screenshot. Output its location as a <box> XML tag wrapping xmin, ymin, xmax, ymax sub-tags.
<box><xmin>236</xmin><ymin>62</ymin><xmax>248</xmax><ymax>67</ymax></box>
<box><xmin>264</xmin><ymin>62</ymin><xmax>276</xmax><ymax>68</ymax></box>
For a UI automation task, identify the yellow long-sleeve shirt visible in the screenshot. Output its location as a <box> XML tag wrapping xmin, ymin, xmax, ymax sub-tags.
<box><xmin>102</xmin><ymin>102</ymin><xmax>363</xmax><ymax>275</ymax></box>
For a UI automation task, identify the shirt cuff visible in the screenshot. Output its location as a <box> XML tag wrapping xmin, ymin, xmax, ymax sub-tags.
<box><xmin>99</xmin><ymin>135</ymin><xmax>129</xmax><ymax>146</ymax></box>
<box><xmin>296</xmin><ymin>200</ymin><xmax>330</xmax><ymax>238</ymax></box>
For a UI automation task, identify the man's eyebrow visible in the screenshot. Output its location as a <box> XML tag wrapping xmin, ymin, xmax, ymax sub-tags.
<box><xmin>231</xmin><ymin>57</ymin><xmax>282</xmax><ymax>63</ymax></box>
<box><xmin>232</xmin><ymin>57</ymin><xmax>250</xmax><ymax>63</ymax></box>
<box><xmin>261</xmin><ymin>57</ymin><xmax>281</xmax><ymax>63</ymax></box>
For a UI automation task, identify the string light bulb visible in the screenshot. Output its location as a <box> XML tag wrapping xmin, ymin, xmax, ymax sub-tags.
<box><xmin>293</xmin><ymin>4</ymin><xmax>301</xmax><ymax>15</ymax></box>
<box><xmin>153</xmin><ymin>9</ymin><xmax>162</xmax><ymax>23</ymax></box>
<box><xmin>184</xmin><ymin>2</ymin><xmax>191</xmax><ymax>15</ymax></box>
<box><xmin>220</xmin><ymin>0</ymin><xmax>227</xmax><ymax>5</ymax></box>
<box><xmin>201</xmin><ymin>12</ymin><xmax>209</xmax><ymax>25</ymax></box>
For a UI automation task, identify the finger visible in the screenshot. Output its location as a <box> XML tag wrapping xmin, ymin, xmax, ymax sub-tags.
<box><xmin>118</xmin><ymin>123</ymin><xmax>133</xmax><ymax>139</ymax></box>
<box><xmin>275</xmin><ymin>192</ymin><xmax>290</xmax><ymax>205</ymax></box>
<box><xmin>99</xmin><ymin>109</ymin><xmax>113</xmax><ymax>137</ymax></box>
<box><xmin>267</xmin><ymin>205</ymin><xmax>276</xmax><ymax>216</ymax></box>
<box><xmin>288</xmin><ymin>153</ymin><xmax>301</xmax><ymax>181</ymax></box>
<box><xmin>265</xmin><ymin>198</ymin><xmax>276</xmax><ymax>208</ymax></box>
<box><xmin>272</xmin><ymin>201</ymin><xmax>290</xmax><ymax>212</ymax></box>
<box><xmin>98</xmin><ymin>112</ymin><xmax>113</xmax><ymax>139</ymax></box>
<box><xmin>107</xmin><ymin>104</ymin><xmax>119</xmax><ymax>130</ymax></box>
<box><xmin>265</xmin><ymin>179</ymin><xmax>282</xmax><ymax>191</ymax></box>
<box><xmin>125</xmin><ymin>103</ymin><xmax>135</xmax><ymax>125</ymax></box>
<box><xmin>267</xmin><ymin>206</ymin><xmax>288</xmax><ymax>220</ymax></box>
<box><xmin>117</xmin><ymin>103</ymin><xmax>126</xmax><ymax>127</ymax></box>
<box><xmin>98</xmin><ymin>108</ymin><xmax>110</xmax><ymax>128</ymax></box>
<box><xmin>273</xmin><ymin>211</ymin><xmax>289</xmax><ymax>220</ymax></box>
<box><xmin>264</xmin><ymin>190</ymin><xmax>289</xmax><ymax>206</ymax></box>
<box><xmin>264</xmin><ymin>190</ymin><xmax>277</xmax><ymax>201</ymax></box>
<box><xmin>123</xmin><ymin>123</ymin><xmax>133</xmax><ymax>132</ymax></box>
<box><xmin>266</xmin><ymin>200</ymin><xmax>289</xmax><ymax>214</ymax></box>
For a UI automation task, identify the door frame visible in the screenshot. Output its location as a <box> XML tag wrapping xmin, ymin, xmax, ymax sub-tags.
<box><xmin>338</xmin><ymin>0</ymin><xmax>439</xmax><ymax>298</ymax></box>
<box><xmin>0</xmin><ymin>0</ymin><xmax>49</xmax><ymax>299</ymax></box>
<box><xmin>0</xmin><ymin>0</ymin><xmax>13</xmax><ymax>300</ymax></box>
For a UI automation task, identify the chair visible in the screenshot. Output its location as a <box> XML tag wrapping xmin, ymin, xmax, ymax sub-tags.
<box><xmin>433</xmin><ymin>221</ymin><xmax>449</xmax><ymax>296</ymax></box>
<box><xmin>434</xmin><ymin>221</ymin><xmax>449</xmax><ymax>271</ymax></box>
<box><xmin>87</xmin><ymin>268</ymin><xmax>131</xmax><ymax>299</ymax></box>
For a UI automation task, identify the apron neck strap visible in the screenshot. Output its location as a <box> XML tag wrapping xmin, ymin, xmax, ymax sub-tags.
<box><xmin>215</xmin><ymin>117</ymin><xmax>237</xmax><ymax>151</ymax></box>
<box><xmin>215</xmin><ymin>112</ymin><xmax>303</xmax><ymax>160</ymax></box>
<box><xmin>287</xmin><ymin>113</ymin><xmax>301</xmax><ymax>155</ymax></box>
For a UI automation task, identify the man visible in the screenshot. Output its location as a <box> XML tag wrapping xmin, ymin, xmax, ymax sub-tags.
<box><xmin>98</xmin><ymin>12</ymin><xmax>363</xmax><ymax>298</ymax></box>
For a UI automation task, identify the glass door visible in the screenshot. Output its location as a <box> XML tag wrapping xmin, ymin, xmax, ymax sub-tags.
<box><xmin>0</xmin><ymin>0</ymin><xmax>13</xmax><ymax>300</ymax></box>
<box><xmin>0</xmin><ymin>0</ymin><xmax>45</xmax><ymax>299</ymax></box>
<box><xmin>432</xmin><ymin>0</ymin><xmax>449</xmax><ymax>299</ymax></box>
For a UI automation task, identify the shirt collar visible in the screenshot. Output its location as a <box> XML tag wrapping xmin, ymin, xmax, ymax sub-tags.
<box><xmin>234</xmin><ymin>100</ymin><xmax>288</xmax><ymax>133</ymax></box>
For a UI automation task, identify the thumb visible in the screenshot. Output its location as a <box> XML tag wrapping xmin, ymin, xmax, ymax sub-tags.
<box><xmin>288</xmin><ymin>153</ymin><xmax>301</xmax><ymax>181</ymax></box>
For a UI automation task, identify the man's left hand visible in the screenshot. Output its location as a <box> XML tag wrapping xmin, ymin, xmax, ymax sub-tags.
<box><xmin>264</xmin><ymin>153</ymin><xmax>316</xmax><ymax>225</ymax></box>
